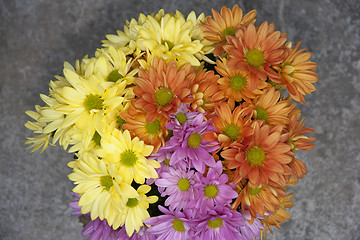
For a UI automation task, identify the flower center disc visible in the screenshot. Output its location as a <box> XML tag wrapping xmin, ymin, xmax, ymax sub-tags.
<box><xmin>246</xmin><ymin>146</ymin><xmax>266</xmax><ymax>166</ymax></box>
<box><xmin>204</xmin><ymin>184</ymin><xmax>218</xmax><ymax>198</ymax></box>
<box><xmin>177</xmin><ymin>178</ymin><xmax>190</xmax><ymax>191</ymax></box>
<box><xmin>84</xmin><ymin>94</ymin><xmax>104</xmax><ymax>112</ymax></box>
<box><xmin>248</xmin><ymin>187</ymin><xmax>262</xmax><ymax>196</ymax></box>
<box><xmin>154</xmin><ymin>87</ymin><xmax>174</xmax><ymax>106</ymax></box>
<box><xmin>172</xmin><ymin>218</ymin><xmax>186</xmax><ymax>232</ymax></box>
<box><xmin>222</xmin><ymin>27</ymin><xmax>236</xmax><ymax>37</ymax></box>
<box><xmin>176</xmin><ymin>112</ymin><xmax>187</xmax><ymax>124</ymax></box>
<box><xmin>223</xmin><ymin>124</ymin><xmax>240</xmax><ymax>140</ymax></box>
<box><xmin>145</xmin><ymin>119</ymin><xmax>161</xmax><ymax>135</ymax></box>
<box><xmin>100</xmin><ymin>175</ymin><xmax>113</xmax><ymax>191</ymax></box>
<box><xmin>230</xmin><ymin>75</ymin><xmax>247</xmax><ymax>91</ymax></box>
<box><xmin>126</xmin><ymin>198</ymin><xmax>139</xmax><ymax>207</ymax></box>
<box><xmin>107</xmin><ymin>69</ymin><xmax>123</xmax><ymax>82</ymax></box>
<box><xmin>187</xmin><ymin>133</ymin><xmax>202</xmax><ymax>148</ymax></box>
<box><xmin>245</xmin><ymin>49</ymin><xmax>265</xmax><ymax>68</ymax></box>
<box><xmin>207</xmin><ymin>218</ymin><xmax>223</xmax><ymax>229</ymax></box>
<box><xmin>120</xmin><ymin>150</ymin><xmax>138</xmax><ymax>167</ymax></box>
<box><xmin>256</xmin><ymin>107</ymin><xmax>268</xmax><ymax>121</ymax></box>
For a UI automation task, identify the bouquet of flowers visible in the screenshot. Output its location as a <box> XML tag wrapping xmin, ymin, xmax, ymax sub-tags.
<box><xmin>25</xmin><ymin>5</ymin><xmax>317</xmax><ymax>240</ymax></box>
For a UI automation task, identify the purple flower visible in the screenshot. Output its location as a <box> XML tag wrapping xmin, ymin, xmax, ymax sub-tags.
<box><xmin>117</xmin><ymin>226</ymin><xmax>156</xmax><ymax>240</ymax></box>
<box><xmin>190</xmin><ymin>161</ymin><xmax>238</xmax><ymax>213</ymax></box>
<box><xmin>144</xmin><ymin>206</ymin><xmax>193</xmax><ymax>240</ymax></box>
<box><xmin>167</xmin><ymin>104</ymin><xmax>199</xmax><ymax>130</ymax></box>
<box><xmin>237</xmin><ymin>210</ymin><xmax>264</xmax><ymax>240</ymax></box>
<box><xmin>155</xmin><ymin>166</ymin><xmax>197</xmax><ymax>210</ymax></box>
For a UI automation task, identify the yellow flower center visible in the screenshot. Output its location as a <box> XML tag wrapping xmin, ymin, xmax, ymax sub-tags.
<box><xmin>172</xmin><ymin>218</ymin><xmax>186</xmax><ymax>232</ymax></box>
<box><xmin>176</xmin><ymin>112</ymin><xmax>187</xmax><ymax>124</ymax></box>
<box><xmin>145</xmin><ymin>119</ymin><xmax>161</xmax><ymax>135</ymax></box>
<box><xmin>84</xmin><ymin>94</ymin><xmax>104</xmax><ymax>112</ymax></box>
<box><xmin>126</xmin><ymin>198</ymin><xmax>139</xmax><ymax>207</ymax></box>
<box><xmin>92</xmin><ymin>131</ymin><xmax>101</xmax><ymax>146</ymax></box>
<box><xmin>117</xmin><ymin>116</ymin><xmax>126</xmax><ymax>130</ymax></box>
<box><xmin>248</xmin><ymin>187</ymin><xmax>262</xmax><ymax>196</ymax></box>
<box><xmin>204</xmin><ymin>184</ymin><xmax>218</xmax><ymax>198</ymax></box>
<box><xmin>245</xmin><ymin>49</ymin><xmax>265</xmax><ymax>68</ymax></box>
<box><xmin>207</xmin><ymin>218</ymin><xmax>223</xmax><ymax>229</ymax></box>
<box><xmin>177</xmin><ymin>178</ymin><xmax>190</xmax><ymax>191</ymax></box>
<box><xmin>187</xmin><ymin>133</ymin><xmax>202</xmax><ymax>148</ymax></box>
<box><xmin>222</xmin><ymin>27</ymin><xmax>236</xmax><ymax>37</ymax></box>
<box><xmin>246</xmin><ymin>146</ymin><xmax>266</xmax><ymax>166</ymax></box>
<box><xmin>100</xmin><ymin>175</ymin><xmax>113</xmax><ymax>191</ymax></box>
<box><xmin>107</xmin><ymin>70</ymin><xmax>123</xmax><ymax>82</ymax></box>
<box><xmin>120</xmin><ymin>150</ymin><xmax>137</xmax><ymax>167</ymax></box>
<box><xmin>163</xmin><ymin>158</ymin><xmax>170</xmax><ymax>165</ymax></box>
<box><xmin>162</xmin><ymin>40</ymin><xmax>175</xmax><ymax>51</ymax></box>
<box><xmin>256</xmin><ymin>107</ymin><xmax>268</xmax><ymax>121</ymax></box>
<box><xmin>223</xmin><ymin>124</ymin><xmax>240</xmax><ymax>141</ymax></box>
<box><xmin>230</xmin><ymin>75</ymin><xmax>247</xmax><ymax>91</ymax></box>
<box><xmin>154</xmin><ymin>87</ymin><xmax>174</xmax><ymax>106</ymax></box>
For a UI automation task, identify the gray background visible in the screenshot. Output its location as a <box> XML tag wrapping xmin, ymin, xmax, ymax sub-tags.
<box><xmin>1</xmin><ymin>0</ymin><xmax>359</xmax><ymax>239</ymax></box>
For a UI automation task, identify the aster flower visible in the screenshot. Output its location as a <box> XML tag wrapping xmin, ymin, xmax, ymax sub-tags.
<box><xmin>238</xmin><ymin>209</ymin><xmax>264</xmax><ymax>240</ymax></box>
<box><xmin>133</xmin><ymin>58</ymin><xmax>195</xmax><ymax>123</ymax></box>
<box><xmin>167</xmin><ymin>104</ymin><xmax>200</xmax><ymax>130</ymax></box>
<box><xmin>144</xmin><ymin>205</ymin><xmax>193</xmax><ymax>240</ymax></box>
<box><xmin>201</xmin><ymin>5</ymin><xmax>257</xmax><ymax>56</ymax></box>
<box><xmin>224</xmin><ymin>22</ymin><xmax>287</xmax><ymax>90</ymax></box>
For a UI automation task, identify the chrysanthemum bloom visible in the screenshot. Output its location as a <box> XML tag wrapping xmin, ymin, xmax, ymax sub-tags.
<box><xmin>251</xmin><ymin>87</ymin><xmax>295</xmax><ymax>126</ymax></box>
<box><xmin>145</xmin><ymin>206</ymin><xmax>193</xmax><ymax>240</ymax></box>
<box><xmin>95</xmin><ymin>129</ymin><xmax>160</xmax><ymax>184</ymax></box>
<box><xmin>121</xmin><ymin>185</ymin><xmax>158</xmax><ymax>236</ymax></box>
<box><xmin>167</xmin><ymin>104</ymin><xmax>199</xmax><ymax>130</ymax></box>
<box><xmin>215</xmin><ymin>58</ymin><xmax>267</xmax><ymax>108</ymax></box>
<box><xmin>191</xmin><ymin>205</ymin><xmax>246</xmax><ymax>240</ymax></box>
<box><xmin>221</xmin><ymin>121</ymin><xmax>292</xmax><ymax>187</ymax></box>
<box><xmin>133</xmin><ymin>58</ymin><xmax>195</xmax><ymax>123</ymax></box>
<box><xmin>168</xmin><ymin>113</ymin><xmax>219</xmax><ymax>173</ymax></box>
<box><xmin>120</xmin><ymin>105</ymin><xmax>168</xmax><ymax>154</ymax></box>
<box><xmin>287</xmin><ymin>115</ymin><xmax>315</xmax><ymax>152</ymax></box>
<box><xmin>200</xmin><ymin>5</ymin><xmax>257</xmax><ymax>56</ymax></box>
<box><xmin>117</xmin><ymin>226</ymin><xmax>156</xmax><ymax>240</ymax></box>
<box><xmin>68</xmin><ymin>156</ymin><xmax>139</xmax><ymax>227</ymax></box>
<box><xmin>238</xmin><ymin>209</ymin><xmax>264</xmax><ymax>240</ymax></box>
<box><xmin>276</xmin><ymin>42</ymin><xmax>318</xmax><ymax>103</ymax></box>
<box><xmin>155</xmin><ymin>166</ymin><xmax>196</xmax><ymax>210</ymax></box>
<box><xmin>224</xmin><ymin>22</ymin><xmax>287</xmax><ymax>90</ymax></box>
<box><xmin>191</xmin><ymin>161</ymin><xmax>238</xmax><ymax>213</ymax></box>
<box><xmin>190</xmin><ymin>69</ymin><xmax>224</xmax><ymax>116</ymax></box>
<box><xmin>260</xmin><ymin>193</ymin><xmax>294</xmax><ymax>239</ymax></box>
<box><xmin>210</xmin><ymin>102</ymin><xmax>252</xmax><ymax>147</ymax></box>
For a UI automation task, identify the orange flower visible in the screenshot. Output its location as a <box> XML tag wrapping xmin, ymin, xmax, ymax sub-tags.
<box><xmin>287</xmin><ymin>115</ymin><xmax>315</xmax><ymax>152</ymax></box>
<box><xmin>223</xmin><ymin>22</ymin><xmax>287</xmax><ymax>90</ymax></box>
<box><xmin>133</xmin><ymin>58</ymin><xmax>195</xmax><ymax>122</ymax></box>
<box><xmin>190</xmin><ymin>69</ymin><xmax>224</xmax><ymax>116</ymax></box>
<box><xmin>221</xmin><ymin>121</ymin><xmax>292</xmax><ymax>187</ymax></box>
<box><xmin>251</xmin><ymin>87</ymin><xmax>295</xmax><ymax>126</ymax></box>
<box><xmin>215</xmin><ymin>58</ymin><xmax>267</xmax><ymax>108</ymax></box>
<box><xmin>211</xmin><ymin>102</ymin><xmax>252</xmax><ymax>147</ymax></box>
<box><xmin>277</xmin><ymin>42</ymin><xmax>318</xmax><ymax>103</ymax></box>
<box><xmin>201</xmin><ymin>5</ymin><xmax>256</xmax><ymax>56</ymax></box>
<box><xmin>119</xmin><ymin>104</ymin><xmax>169</xmax><ymax>154</ymax></box>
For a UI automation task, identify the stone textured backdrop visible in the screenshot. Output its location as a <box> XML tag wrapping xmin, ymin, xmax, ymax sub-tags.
<box><xmin>1</xmin><ymin>0</ymin><xmax>359</xmax><ymax>239</ymax></box>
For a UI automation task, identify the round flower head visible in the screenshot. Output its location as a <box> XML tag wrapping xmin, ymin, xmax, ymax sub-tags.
<box><xmin>167</xmin><ymin>104</ymin><xmax>200</xmax><ymax>131</ymax></box>
<box><xmin>144</xmin><ymin>206</ymin><xmax>193</xmax><ymax>240</ymax></box>
<box><xmin>96</xmin><ymin>129</ymin><xmax>160</xmax><ymax>184</ymax></box>
<box><xmin>238</xmin><ymin>209</ymin><xmax>264</xmax><ymax>240</ymax></box>
<box><xmin>224</xmin><ymin>22</ymin><xmax>287</xmax><ymax>90</ymax></box>
<box><xmin>133</xmin><ymin>58</ymin><xmax>195</xmax><ymax>123</ymax></box>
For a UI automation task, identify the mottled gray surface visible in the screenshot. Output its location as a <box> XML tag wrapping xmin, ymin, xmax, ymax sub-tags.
<box><xmin>1</xmin><ymin>0</ymin><xmax>359</xmax><ymax>239</ymax></box>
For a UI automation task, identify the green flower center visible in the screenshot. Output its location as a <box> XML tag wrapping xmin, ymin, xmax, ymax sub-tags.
<box><xmin>92</xmin><ymin>131</ymin><xmax>101</xmax><ymax>146</ymax></box>
<box><xmin>145</xmin><ymin>119</ymin><xmax>161</xmax><ymax>135</ymax></box>
<box><xmin>100</xmin><ymin>175</ymin><xmax>113</xmax><ymax>191</ymax></box>
<box><xmin>162</xmin><ymin>40</ymin><xmax>175</xmax><ymax>51</ymax></box>
<box><xmin>207</xmin><ymin>218</ymin><xmax>223</xmax><ymax>229</ymax></box>
<box><xmin>177</xmin><ymin>178</ymin><xmax>190</xmax><ymax>191</ymax></box>
<box><xmin>204</xmin><ymin>184</ymin><xmax>218</xmax><ymax>198</ymax></box>
<box><xmin>245</xmin><ymin>49</ymin><xmax>265</xmax><ymax>68</ymax></box>
<box><xmin>172</xmin><ymin>218</ymin><xmax>186</xmax><ymax>232</ymax></box>
<box><xmin>154</xmin><ymin>87</ymin><xmax>174</xmax><ymax>106</ymax></box>
<box><xmin>230</xmin><ymin>75</ymin><xmax>247</xmax><ymax>91</ymax></box>
<box><xmin>187</xmin><ymin>133</ymin><xmax>202</xmax><ymax>148</ymax></box>
<box><xmin>175</xmin><ymin>112</ymin><xmax>187</xmax><ymax>125</ymax></box>
<box><xmin>256</xmin><ymin>107</ymin><xmax>268</xmax><ymax>121</ymax></box>
<box><xmin>107</xmin><ymin>70</ymin><xmax>123</xmax><ymax>82</ymax></box>
<box><xmin>248</xmin><ymin>187</ymin><xmax>262</xmax><ymax>196</ymax></box>
<box><xmin>84</xmin><ymin>94</ymin><xmax>104</xmax><ymax>112</ymax></box>
<box><xmin>120</xmin><ymin>150</ymin><xmax>137</xmax><ymax>167</ymax></box>
<box><xmin>163</xmin><ymin>158</ymin><xmax>170</xmax><ymax>165</ymax></box>
<box><xmin>117</xmin><ymin>116</ymin><xmax>127</xmax><ymax>130</ymax></box>
<box><xmin>223</xmin><ymin>124</ymin><xmax>240</xmax><ymax>141</ymax></box>
<box><xmin>126</xmin><ymin>198</ymin><xmax>139</xmax><ymax>207</ymax></box>
<box><xmin>246</xmin><ymin>146</ymin><xmax>266</xmax><ymax>166</ymax></box>
<box><xmin>222</xmin><ymin>27</ymin><xmax>236</xmax><ymax>37</ymax></box>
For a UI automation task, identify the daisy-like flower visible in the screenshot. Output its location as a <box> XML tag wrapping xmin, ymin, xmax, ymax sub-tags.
<box><xmin>96</xmin><ymin>129</ymin><xmax>160</xmax><ymax>184</ymax></box>
<box><xmin>191</xmin><ymin>161</ymin><xmax>237</xmax><ymax>213</ymax></box>
<box><xmin>144</xmin><ymin>206</ymin><xmax>193</xmax><ymax>240</ymax></box>
<box><xmin>287</xmin><ymin>115</ymin><xmax>316</xmax><ymax>152</ymax></box>
<box><xmin>201</xmin><ymin>5</ymin><xmax>257</xmax><ymax>56</ymax></box>
<box><xmin>277</xmin><ymin>42</ymin><xmax>318</xmax><ymax>103</ymax></box>
<box><xmin>121</xmin><ymin>185</ymin><xmax>158</xmax><ymax>236</ymax></box>
<box><xmin>215</xmin><ymin>58</ymin><xmax>267</xmax><ymax>108</ymax></box>
<box><xmin>221</xmin><ymin>121</ymin><xmax>292</xmax><ymax>187</ymax></box>
<box><xmin>133</xmin><ymin>58</ymin><xmax>195</xmax><ymax>122</ymax></box>
<box><xmin>238</xmin><ymin>209</ymin><xmax>264</xmax><ymax>240</ymax></box>
<box><xmin>68</xmin><ymin>156</ymin><xmax>139</xmax><ymax>227</ymax></box>
<box><xmin>155</xmin><ymin>166</ymin><xmax>196</xmax><ymax>210</ymax></box>
<box><xmin>224</xmin><ymin>22</ymin><xmax>287</xmax><ymax>90</ymax></box>
<box><xmin>168</xmin><ymin>113</ymin><xmax>219</xmax><ymax>173</ymax></box>
<box><xmin>167</xmin><ymin>104</ymin><xmax>200</xmax><ymax>130</ymax></box>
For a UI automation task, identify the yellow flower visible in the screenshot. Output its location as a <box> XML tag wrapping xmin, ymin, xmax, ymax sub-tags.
<box><xmin>96</xmin><ymin>129</ymin><xmax>160</xmax><ymax>184</ymax></box>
